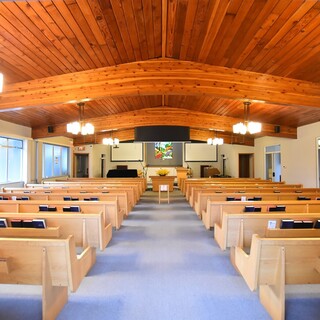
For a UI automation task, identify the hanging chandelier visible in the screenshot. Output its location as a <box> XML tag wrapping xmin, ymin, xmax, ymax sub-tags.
<box><xmin>207</xmin><ymin>130</ymin><xmax>224</xmax><ymax>145</ymax></box>
<box><xmin>102</xmin><ymin>137</ymin><xmax>120</xmax><ymax>147</ymax></box>
<box><xmin>66</xmin><ymin>102</ymin><xmax>94</xmax><ymax>135</ymax></box>
<box><xmin>233</xmin><ymin>101</ymin><xmax>261</xmax><ymax>135</ymax></box>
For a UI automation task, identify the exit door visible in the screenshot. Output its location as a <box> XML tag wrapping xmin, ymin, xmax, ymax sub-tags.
<box><xmin>239</xmin><ymin>153</ymin><xmax>254</xmax><ymax>178</ymax></box>
<box><xmin>265</xmin><ymin>146</ymin><xmax>281</xmax><ymax>182</ymax></box>
<box><xmin>74</xmin><ymin>154</ymin><xmax>89</xmax><ymax>178</ymax></box>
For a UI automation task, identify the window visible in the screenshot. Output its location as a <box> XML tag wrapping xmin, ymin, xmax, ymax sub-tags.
<box><xmin>0</xmin><ymin>137</ymin><xmax>23</xmax><ymax>183</ymax></box>
<box><xmin>43</xmin><ymin>143</ymin><xmax>69</xmax><ymax>178</ymax></box>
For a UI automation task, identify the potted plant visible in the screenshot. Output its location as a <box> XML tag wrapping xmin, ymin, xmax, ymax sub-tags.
<box><xmin>156</xmin><ymin>168</ymin><xmax>170</xmax><ymax>176</ymax></box>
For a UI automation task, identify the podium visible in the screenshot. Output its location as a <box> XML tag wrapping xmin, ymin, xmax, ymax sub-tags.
<box><xmin>175</xmin><ymin>167</ymin><xmax>189</xmax><ymax>189</ymax></box>
<box><xmin>150</xmin><ymin>176</ymin><xmax>176</xmax><ymax>192</ymax></box>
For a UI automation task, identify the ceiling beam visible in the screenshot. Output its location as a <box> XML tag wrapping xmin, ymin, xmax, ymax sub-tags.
<box><xmin>0</xmin><ymin>59</ymin><xmax>320</xmax><ymax>111</ymax></box>
<box><xmin>70</xmin><ymin>127</ymin><xmax>255</xmax><ymax>147</ymax></box>
<box><xmin>32</xmin><ymin>107</ymin><xmax>297</xmax><ymax>140</ymax></box>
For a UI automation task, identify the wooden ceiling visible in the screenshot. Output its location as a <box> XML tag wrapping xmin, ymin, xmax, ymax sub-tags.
<box><xmin>0</xmin><ymin>0</ymin><xmax>320</xmax><ymax>146</ymax></box>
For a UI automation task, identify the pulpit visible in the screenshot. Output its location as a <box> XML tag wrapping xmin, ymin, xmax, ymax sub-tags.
<box><xmin>150</xmin><ymin>176</ymin><xmax>176</xmax><ymax>192</ymax></box>
<box><xmin>175</xmin><ymin>167</ymin><xmax>189</xmax><ymax>189</ymax></box>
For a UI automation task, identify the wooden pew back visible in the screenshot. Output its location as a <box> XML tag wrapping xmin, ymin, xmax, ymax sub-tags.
<box><xmin>214</xmin><ymin>211</ymin><xmax>320</xmax><ymax>250</ymax></box>
<box><xmin>194</xmin><ymin>190</ymin><xmax>320</xmax><ymax>216</ymax></box>
<box><xmin>203</xmin><ymin>199</ymin><xmax>320</xmax><ymax>230</ymax></box>
<box><xmin>0</xmin><ymin>235</ymin><xmax>96</xmax><ymax>319</ymax></box>
<box><xmin>0</xmin><ymin>199</ymin><xmax>122</xmax><ymax>230</ymax></box>
<box><xmin>0</xmin><ymin>212</ymin><xmax>112</xmax><ymax>251</ymax></box>
<box><xmin>234</xmin><ymin>234</ymin><xmax>320</xmax><ymax>319</ymax></box>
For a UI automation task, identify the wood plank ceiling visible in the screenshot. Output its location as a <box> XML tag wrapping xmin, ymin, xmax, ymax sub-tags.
<box><xmin>0</xmin><ymin>0</ymin><xmax>320</xmax><ymax>146</ymax></box>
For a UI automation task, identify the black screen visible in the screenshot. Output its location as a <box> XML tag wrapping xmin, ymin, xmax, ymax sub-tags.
<box><xmin>134</xmin><ymin>126</ymin><xmax>190</xmax><ymax>142</ymax></box>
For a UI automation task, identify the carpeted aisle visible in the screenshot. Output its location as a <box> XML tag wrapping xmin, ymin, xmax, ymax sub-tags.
<box><xmin>58</xmin><ymin>190</ymin><xmax>270</xmax><ymax>320</ymax></box>
<box><xmin>0</xmin><ymin>190</ymin><xmax>318</xmax><ymax>319</ymax></box>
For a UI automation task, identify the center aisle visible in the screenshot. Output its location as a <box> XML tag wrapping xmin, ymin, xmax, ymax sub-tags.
<box><xmin>59</xmin><ymin>190</ymin><xmax>270</xmax><ymax>320</ymax></box>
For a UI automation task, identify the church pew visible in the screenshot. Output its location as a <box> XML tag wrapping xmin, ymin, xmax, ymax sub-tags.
<box><xmin>194</xmin><ymin>190</ymin><xmax>320</xmax><ymax>217</ymax></box>
<box><xmin>184</xmin><ymin>181</ymin><xmax>302</xmax><ymax>200</ymax></box>
<box><xmin>234</xmin><ymin>234</ymin><xmax>320</xmax><ymax>320</ymax></box>
<box><xmin>188</xmin><ymin>185</ymin><xmax>316</xmax><ymax>207</ymax></box>
<box><xmin>0</xmin><ymin>235</ymin><xmax>96</xmax><ymax>319</ymax></box>
<box><xmin>5</xmin><ymin>186</ymin><xmax>137</xmax><ymax>209</ymax></box>
<box><xmin>38</xmin><ymin>180</ymin><xmax>143</xmax><ymax>200</ymax></box>
<box><xmin>0</xmin><ymin>212</ymin><xmax>112</xmax><ymax>251</ymax></box>
<box><xmin>181</xmin><ymin>177</ymin><xmax>276</xmax><ymax>195</ymax></box>
<box><xmin>202</xmin><ymin>200</ymin><xmax>320</xmax><ymax>230</ymax></box>
<box><xmin>0</xmin><ymin>199</ymin><xmax>122</xmax><ymax>230</ymax></box>
<box><xmin>44</xmin><ymin>177</ymin><xmax>147</xmax><ymax>194</ymax></box>
<box><xmin>214</xmin><ymin>211</ymin><xmax>320</xmax><ymax>250</ymax></box>
<box><xmin>0</xmin><ymin>191</ymin><xmax>129</xmax><ymax>217</ymax></box>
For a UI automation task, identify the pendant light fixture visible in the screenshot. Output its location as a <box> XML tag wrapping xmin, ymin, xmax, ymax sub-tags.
<box><xmin>66</xmin><ymin>102</ymin><xmax>94</xmax><ymax>135</ymax></box>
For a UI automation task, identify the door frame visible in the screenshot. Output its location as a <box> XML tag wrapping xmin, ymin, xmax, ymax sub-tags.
<box><xmin>238</xmin><ymin>153</ymin><xmax>254</xmax><ymax>178</ymax></box>
<box><xmin>73</xmin><ymin>153</ymin><xmax>89</xmax><ymax>178</ymax></box>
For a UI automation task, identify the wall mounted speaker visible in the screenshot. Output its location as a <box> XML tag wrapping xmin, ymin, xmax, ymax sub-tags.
<box><xmin>274</xmin><ymin>125</ymin><xmax>280</xmax><ymax>133</ymax></box>
<box><xmin>48</xmin><ymin>126</ymin><xmax>54</xmax><ymax>133</ymax></box>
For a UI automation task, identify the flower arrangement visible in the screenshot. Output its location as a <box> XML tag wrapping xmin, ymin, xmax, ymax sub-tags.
<box><xmin>156</xmin><ymin>168</ymin><xmax>170</xmax><ymax>176</ymax></box>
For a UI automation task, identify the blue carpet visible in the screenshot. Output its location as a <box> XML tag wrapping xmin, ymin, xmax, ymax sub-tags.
<box><xmin>0</xmin><ymin>191</ymin><xmax>319</xmax><ymax>319</ymax></box>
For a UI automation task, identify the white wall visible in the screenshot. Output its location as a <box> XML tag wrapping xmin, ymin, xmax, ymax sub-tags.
<box><xmin>219</xmin><ymin>144</ymin><xmax>254</xmax><ymax>178</ymax></box>
<box><xmin>0</xmin><ymin>119</ymin><xmax>32</xmax><ymax>138</ymax></box>
<box><xmin>1</xmin><ymin>118</ymin><xmax>320</xmax><ymax>186</ymax></box>
<box><xmin>254</xmin><ymin>122</ymin><xmax>320</xmax><ymax>187</ymax></box>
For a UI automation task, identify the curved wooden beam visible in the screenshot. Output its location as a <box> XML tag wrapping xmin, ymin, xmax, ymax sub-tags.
<box><xmin>32</xmin><ymin>107</ymin><xmax>297</xmax><ymax>140</ymax></box>
<box><xmin>1</xmin><ymin>59</ymin><xmax>320</xmax><ymax>110</ymax></box>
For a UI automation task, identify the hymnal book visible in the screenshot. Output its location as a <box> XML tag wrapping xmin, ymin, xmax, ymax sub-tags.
<box><xmin>32</xmin><ymin>219</ymin><xmax>46</xmax><ymax>228</ymax></box>
<box><xmin>294</xmin><ymin>220</ymin><xmax>314</xmax><ymax>229</ymax></box>
<box><xmin>70</xmin><ymin>206</ymin><xmax>80</xmax><ymax>212</ymax></box>
<box><xmin>71</xmin><ymin>197</ymin><xmax>79</xmax><ymax>201</ymax></box>
<box><xmin>63</xmin><ymin>207</ymin><xmax>71</xmax><ymax>212</ymax></box>
<box><xmin>269</xmin><ymin>205</ymin><xmax>286</xmax><ymax>212</ymax></box>
<box><xmin>244</xmin><ymin>206</ymin><xmax>255</xmax><ymax>212</ymax></box>
<box><xmin>280</xmin><ymin>219</ymin><xmax>294</xmax><ymax>229</ymax></box>
<box><xmin>48</xmin><ymin>207</ymin><xmax>57</xmax><ymax>212</ymax></box>
<box><xmin>22</xmin><ymin>220</ymin><xmax>34</xmax><ymax>228</ymax></box>
<box><xmin>253</xmin><ymin>196</ymin><xmax>262</xmax><ymax>201</ymax></box>
<box><xmin>0</xmin><ymin>197</ymin><xmax>9</xmax><ymax>200</ymax></box>
<box><xmin>293</xmin><ymin>220</ymin><xmax>303</xmax><ymax>228</ymax></box>
<box><xmin>39</xmin><ymin>205</ymin><xmax>49</xmax><ymax>212</ymax></box>
<box><xmin>254</xmin><ymin>207</ymin><xmax>262</xmax><ymax>212</ymax></box>
<box><xmin>297</xmin><ymin>196</ymin><xmax>311</xmax><ymax>200</ymax></box>
<box><xmin>21</xmin><ymin>196</ymin><xmax>29</xmax><ymax>200</ymax></box>
<box><xmin>0</xmin><ymin>218</ymin><xmax>8</xmax><ymax>228</ymax></box>
<box><xmin>23</xmin><ymin>191</ymin><xmax>31</xmax><ymax>193</ymax></box>
<box><xmin>314</xmin><ymin>220</ymin><xmax>320</xmax><ymax>228</ymax></box>
<box><xmin>90</xmin><ymin>197</ymin><xmax>99</xmax><ymax>201</ymax></box>
<box><xmin>226</xmin><ymin>197</ymin><xmax>235</xmax><ymax>201</ymax></box>
<box><xmin>84</xmin><ymin>198</ymin><xmax>91</xmax><ymax>201</ymax></box>
<box><xmin>11</xmin><ymin>219</ymin><xmax>23</xmax><ymax>227</ymax></box>
<box><xmin>63</xmin><ymin>196</ymin><xmax>71</xmax><ymax>201</ymax></box>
